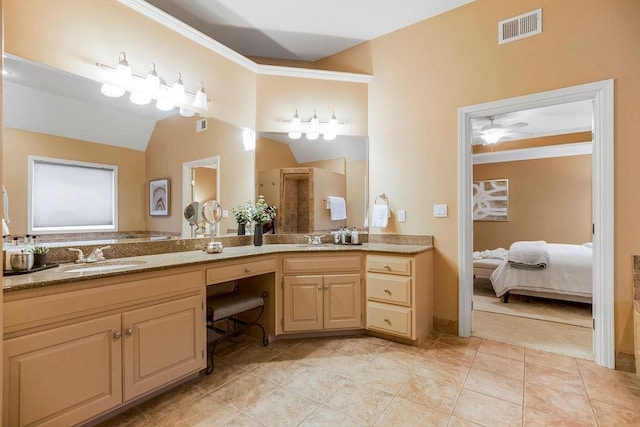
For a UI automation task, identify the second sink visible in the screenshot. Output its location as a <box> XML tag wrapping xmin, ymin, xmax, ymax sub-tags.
<box><xmin>62</xmin><ymin>260</ymin><xmax>147</xmax><ymax>273</ymax></box>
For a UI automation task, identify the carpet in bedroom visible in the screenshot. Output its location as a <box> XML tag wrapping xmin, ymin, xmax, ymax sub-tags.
<box><xmin>473</xmin><ymin>278</ymin><xmax>592</xmax><ymax>328</ymax></box>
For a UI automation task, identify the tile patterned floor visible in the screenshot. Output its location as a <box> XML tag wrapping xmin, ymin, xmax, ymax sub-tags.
<box><xmin>99</xmin><ymin>333</ymin><xmax>640</xmax><ymax>426</ymax></box>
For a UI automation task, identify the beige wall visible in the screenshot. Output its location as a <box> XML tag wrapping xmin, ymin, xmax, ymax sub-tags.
<box><xmin>4</xmin><ymin>0</ymin><xmax>256</xmax><ymax>129</ymax></box>
<box><xmin>300</xmin><ymin>158</ymin><xmax>346</xmax><ymax>175</ymax></box>
<box><xmin>193</xmin><ymin>167</ymin><xmax>217</xmax><ymax>203</ymax></box>
<box><xmin>473</xmin><ymin>155</ymin><xmax>592</xmax><ymax>251</ymax></box>
<box><xmin>347</xmin><ymin>160</ymin><xmax>367</xmax><ymax>229</ymax></box>
<box><xmin>255</xmin><ymin>136</ymin><xmax>299</xmax><ymax>172</ymax></box>
<box><xmin>145</xmin><ymin>116</ymin><xmax>254</xmax><ymax>236</ymax></box>
<box><xmin>318</xmin><ymin>0</ymin><xmax>640</xmax><ymax>352</ymax></box>
<box><xmin>313</xmin><ymin>168</ymin><xmax>347</xmax><ymax>231</ymax></box>
<box><xmin>2</xmin><ymin>128</ymin><xmax>147</xmax><ymax>234</ymax></box>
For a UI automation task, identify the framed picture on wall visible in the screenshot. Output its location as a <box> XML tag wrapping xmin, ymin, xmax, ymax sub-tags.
<box><xmin>150</xmin><ymin>178</ymin><xmax>170</xmax><ymax>216</ymax></box>
<box><xmin>473</xmin><ymin>179</ymin><xmax>508</xmax><ymax>221</ymax></box>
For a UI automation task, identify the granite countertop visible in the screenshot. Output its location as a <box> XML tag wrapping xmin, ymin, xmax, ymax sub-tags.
<box><xmin>3</xmin><ymin>243</ymin><xmax>433</xmax><ymax>293</ymax></box>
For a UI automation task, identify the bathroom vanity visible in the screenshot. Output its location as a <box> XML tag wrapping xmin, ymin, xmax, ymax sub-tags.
<box><xmin>2</xmin><ymin>243</ymin><xmax>432</xmax><ymax>426</ymax></box>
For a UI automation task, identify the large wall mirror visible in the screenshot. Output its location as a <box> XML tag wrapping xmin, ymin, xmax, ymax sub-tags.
<box><xmin>255</xmin><ymin>132</ymin><xmax>368</xmax><ymax>234</ymax></box>
<box><xmin>2</xmin><ymin>54</ymin><xmax>254</xmax><ymax>241</ymax></box>
<box><xmin>2</xmin><ymin>54</ymin><xmax>368</xmax><ymax>241</ymax></box>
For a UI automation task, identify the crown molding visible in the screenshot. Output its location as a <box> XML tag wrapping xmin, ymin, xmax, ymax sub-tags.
<box><xmin>118</xmin><ymin>0</ymin><xmax>372</xmax><ymax>84</ymax></box>
<box><xmin>472</xmin><ymin>141</ymin><xmax>592</xmax><ymax>164</ymax></box>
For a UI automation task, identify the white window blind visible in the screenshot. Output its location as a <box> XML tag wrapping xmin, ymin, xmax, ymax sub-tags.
<box><xmin>29</xmin><ymin>156</ymin><xmax>118</xmax><ymax>233</ymax></box>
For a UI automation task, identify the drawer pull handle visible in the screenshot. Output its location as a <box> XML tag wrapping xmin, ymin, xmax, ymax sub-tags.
<box><xmin>113</xmin><ymin>331</ymin><xmax>122</xmax><ymax>339</ymax></box>
<box><xmin>384</xmin><ymin>317</ymin><xmax>391</xmax><ymax>323</ymax></box>
<box><xmin>383</xmin><ymin>264</ymin><xmax>390</xmax><ymax>270</ymax></box>
<box><xmin>384</xmin><ymin>288</ymin><xmax>391</xmax><ymax>294</ymax></box>
<box><xmin>245</xmin><ymin>268</ymin><xmax>251</xmax><ymax>273</ymax></box>
<box><xmin>126</xmin><ymin>328</ymin><xmax>134</xmax><ymax>336</ymax></box>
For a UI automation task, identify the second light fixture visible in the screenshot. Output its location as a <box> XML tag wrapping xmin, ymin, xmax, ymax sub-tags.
<box><xmin>288</xmin><ymin>110</ymin><xmax>339</xmax><ymax>141</ymax></box>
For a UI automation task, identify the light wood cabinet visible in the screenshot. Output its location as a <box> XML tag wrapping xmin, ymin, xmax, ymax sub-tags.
<box><xmin>634</xmin><ymin>306</ymin><xmax>640</xmax><ymax>376</ymax></box>
<box><xmin>3</xmin><ymin>268</ymin><xmax>205</xmax><ymax>427</ymax></box>
<box><xmin>365</xmin><ymin>252</ymin><xmax>433</xmax><ymax>343</ymax></box>
<box><xmin>282</xmin><ymin>254</ymin><xmax>363</xmax><ymax>333</ymax></box>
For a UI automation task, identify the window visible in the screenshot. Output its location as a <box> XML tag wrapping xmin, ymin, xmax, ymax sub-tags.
<box><xmin>28</xmin><ymin>156</ymin><xmax>118</xmax><ymax>233</ymax></box>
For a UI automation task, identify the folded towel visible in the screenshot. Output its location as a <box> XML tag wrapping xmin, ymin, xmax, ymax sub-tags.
<box><xmin>508</xmin><ymin>240</ymin><xmax>549</xmax><ymax>269</ymax></box>
<box><xmin>473</xmin><ymin>248</ymin><xmax>508</xmax><ymax>260</ymax></box>
<box><xmin>372</xmin><ymin>204</ymin><xmax>390</xmax><ymax>228</ymax></box>
<box><xmin>327</xmin><ymin>196</ymin><xmax>347</xmax><ymax>221</ymax></box>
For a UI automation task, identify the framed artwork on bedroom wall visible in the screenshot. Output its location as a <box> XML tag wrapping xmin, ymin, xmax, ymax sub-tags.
<box><xmin>150</xmin><ymin>178</ymin><xmax>170</xmax><ymax>216</ymax></box>
<box><xmin>473</xmin><ymin>178</ymin><xmax>508</xmax><ymax>221</ymax></box>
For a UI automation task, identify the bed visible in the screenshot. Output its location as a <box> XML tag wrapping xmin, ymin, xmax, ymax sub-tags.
<box><xmin>489</xmin><ymin>243</ymin><xmax>593</xmax><ymax>303</ymax></box>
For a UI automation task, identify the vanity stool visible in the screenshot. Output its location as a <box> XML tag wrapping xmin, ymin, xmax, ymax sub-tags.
<box><xmin>205</xmin><ymin>287</ymin><xmax>269</xmax><ymax>374</ymax></box>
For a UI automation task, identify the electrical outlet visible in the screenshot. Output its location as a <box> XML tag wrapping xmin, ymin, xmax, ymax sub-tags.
<box><xmin>398</xmin><ymin>210</ymin><xmax>406</xmax><ymax>222</ymax></box>
<box><xmin>433</xmin><ymin>204</ymin><xmax>448</xmax><ymax>218</ymax></box>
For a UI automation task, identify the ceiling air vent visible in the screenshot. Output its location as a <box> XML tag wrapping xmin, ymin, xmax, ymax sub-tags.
<box><xmin>499</xmin><ymin>8</ymin><xmax>542</xmax><ymax>44</ymax></box>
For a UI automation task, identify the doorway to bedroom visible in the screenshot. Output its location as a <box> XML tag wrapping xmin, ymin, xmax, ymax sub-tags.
<box><xmin>457</xmin><ymin>80</ymin><xmax>615</xmax><ymax>368</ymax></box>
<box><xmin>470</xmin><ymin>117</ymin><xmax>594</xmax><ymax>358</ymax></box>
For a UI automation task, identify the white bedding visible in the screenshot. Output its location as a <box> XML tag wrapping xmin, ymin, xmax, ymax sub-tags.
<box><xmin>490</xmin><ymin>243</ymin><xmax>593</xmax><ymax>298</ymax></box>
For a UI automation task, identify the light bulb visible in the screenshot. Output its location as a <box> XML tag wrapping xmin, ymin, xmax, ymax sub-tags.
<box><xmin>191</xmin><ymin>81</ymin><xmax>208</xmax><ymax>110</ymax></box>
<box><xmin>323</xmin><ymin>133</ymin><xmax>336</xmax><ymax>141</ymax></box>
<box><xmin>179</xmin><ymin>106</ymin><xmax>194</xmax><ymax>117</ymax></box>
<box><xmin>146</xmin><ymin>63</ymin><xmax>160</xmax><ymax>96</ymax></box>
<box><xmin>115</xmin><ymin>51</ymin><xmax>132</xmax><ymax>85</ymax></box>
<box><xmin>288</xmin><ymin>132</ymin><xmax>302</xmax><ymax>140</ymax></box>
<box><xmin>327</xmin><ymin>111</ymin><xmax>338</xmax><ymax>133</ymax></box>
<box><xmin>309</xmin><ymin>111</ymin><xmax>320</xmax><ymax>132</ymax></box>
<box><xmin>100</xmin><ymin>83</ymin><xmax>125</xmax><ymax>98</ymax></box>
<box><xmin>130</xmin><ymin>92</ymin><xmax>151</xmax><ymax>105</ymax></box>
<box><xmin>169</xmin><ymin>72</ymin><xmax>186</xmax><ymax>104</ymax></box>
<box><xmin>306</xmin><ymin>132</ymin><xmax>319</xmax><ymax>141</ymax></box>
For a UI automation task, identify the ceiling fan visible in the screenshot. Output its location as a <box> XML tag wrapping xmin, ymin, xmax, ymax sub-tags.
<box><xmin>472</xmin><ymin>116</ymin><xmax>529</xmax><ymax>145</ymax></box>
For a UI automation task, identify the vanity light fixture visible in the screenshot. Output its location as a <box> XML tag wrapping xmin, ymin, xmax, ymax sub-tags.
<box><xmin>287</xmin><ymin>110</ymin><xmax>342</xmax><ymax>141</ymax></box>
<box><xmin>96</xmin><ymin>52</ymin><xmax>210</xmax><ymax>116</ymax></box>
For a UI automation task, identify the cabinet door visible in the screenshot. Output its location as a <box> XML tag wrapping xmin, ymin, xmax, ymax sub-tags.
<box><xmin>283</xmin><ymin>275</ymin><xmax>323</xmax><ymax>332</ymax></box>
<box><xmin>4</xmin><ymin>315</ymin><xmax>122</xmax><ymax>427</ymax></box>
<box><xmin>122</xmin><ymin>295</ymin><xmax>205</xmax><ymax>401</ymax></box>
<box><xmin>323</xmin><ymin>274</ymin><xmax>362</xmax><ymax>330</ymax></box>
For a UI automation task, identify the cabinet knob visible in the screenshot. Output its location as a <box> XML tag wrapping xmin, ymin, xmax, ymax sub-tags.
<box><xmin>323</xmin><ymin>285</ymin><xmax>329</xmax><ymax>290</ymax></box>
<box><xmin>113</xmin><ymin>331</ymin><xmax>122</xmax><ymax>339</ymax></box>
<box><xmin>317</xmin><ymin>284</ymin><xmax>323</xmax><ymax>290</ymax></box>
<box><xmin>383</xmin><ymin>264</ymin><xmax>390</xmax><ymax>270</ymax></box>
<box><xmin>245</xmin><ymin>267</ymin><xmax>251</xmax><ymax>273</ymax></box>
<box><xmin>384</xmin><ymin>288</ymin><xmax>391</xmax><ymax>294</ymax></box>
<box><xmin>126</xmin><ymin>328</ymin><xmax>134</xmax><ymax>336</ymax></box>
<box><xmin>384</xmin><ymin>317</ymin><xmax>390</xmax><ymax>323</ymax></box>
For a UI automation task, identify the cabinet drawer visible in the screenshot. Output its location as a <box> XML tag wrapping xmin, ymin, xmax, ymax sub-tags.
<box><xmin>367</xmin><ymin>255</ymin><xmax>412</xmax><ymax>276</ymax></box>
<box><xmin>367</xmin><ymin>301</ymin><xmax>412</xmax><ymax>338</ymax></box>
<box><xmin>206</xmin><ymin>258</ymin><xmax>277</xmax><ymax>285</ymax></box>
<box><xmin>367</xmin><ymin>273</ymin><xmax>411</xmax><ymax>306</ymax></box>
<box><xmin>283</xmin><ymin>255</ymin><xmax>361</xmax><ymax>274</ymax></box>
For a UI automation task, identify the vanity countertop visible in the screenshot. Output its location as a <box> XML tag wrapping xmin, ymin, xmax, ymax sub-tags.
<box><xmin>3</xmin><ymin>243</ymin><xmax>433</xmax><ymax>293</ymax></box>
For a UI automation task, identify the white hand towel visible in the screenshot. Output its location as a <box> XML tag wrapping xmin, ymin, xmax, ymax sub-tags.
<box><xmin>372</xmin><ymin>204</ymin><xmax>390</xmax><ymax>228</ymax></box>
<box><xmin>327</xmin><ymin>196</ymin><xmax>347</xmax><ymax>220</ymax></box>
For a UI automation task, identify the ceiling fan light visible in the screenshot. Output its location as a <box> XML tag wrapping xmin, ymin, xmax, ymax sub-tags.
<box><xmin>130</xmin><ymin>91</ymin><xmax>151</xmax><ymax>105</ymax></box>
<box><xmin>100</xmin><ymin>83</ymin><xmax>125</xmax><ymax>98</ymax></box>
<box><xmin>481</xmin><ymin>129</ymin><xmax>505</xmax><ymax>145</ymax></box>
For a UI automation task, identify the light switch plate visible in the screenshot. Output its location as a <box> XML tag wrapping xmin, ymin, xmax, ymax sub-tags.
<box><xmin>433</xmin><ymin>204</ymin><xmax>448</xmax><ymax>218</ymax></box>
<box><xmin>222</xmin><ymin>209</ymin><xmax>229</xmax><ymax>218</ymax></box>
<box><xmin>398</xmin><ymin>210</ymin><xmax>406</xmax><ymax>222</ymax></box>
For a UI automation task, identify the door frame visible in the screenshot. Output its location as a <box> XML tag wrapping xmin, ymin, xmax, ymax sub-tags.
<box><xmin>457</xmin><ymin>80</ymin><xmax>614</xmax><ymax>368</ymax></box>
<box><xmin>181</xmin><ymin>156</ymin><xmax>221</xmax><ymax>238</ymax></box>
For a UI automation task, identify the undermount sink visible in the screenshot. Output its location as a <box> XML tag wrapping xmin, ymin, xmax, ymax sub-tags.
<box><xmin>296</xmin><ymin>244</ymin><xmax>329</xmax><ymax>249</ymax></box>
<box><xmin>62</xmin><ymin>260</ymin><xmax>147</xmax><ymax>273</ymax></box>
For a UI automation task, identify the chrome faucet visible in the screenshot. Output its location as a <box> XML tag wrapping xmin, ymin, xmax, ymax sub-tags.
<box><xmin>67</xmin><ymin>248</ymin><xmax>85</xmax><ymax>263</ymax></box>
<box><xmin>304</xmin><ymin>235</ymin><xmax>325</xmax><ymax>245</ymax></box>
<box><xmin>86</xmin><ymin>246</ymin><xmax>111</xmax><ymax>263</ymax></box>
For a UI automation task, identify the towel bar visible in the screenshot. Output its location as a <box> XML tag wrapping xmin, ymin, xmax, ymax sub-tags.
<box><xmin>374</xmin><ymin>193</ymin><xmax>389</xmax><ymax>206</ymax></box>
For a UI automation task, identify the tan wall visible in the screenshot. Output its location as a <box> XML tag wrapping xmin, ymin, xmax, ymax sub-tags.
<box><xmin>145</xmin><ymin>116</ymin><xmax>254</xmax><ymax>236</ymax></box>
<box><xmin>4</xmin><ymin>0</ymin><xmax>256</xmax><ymax>129</ymax></box>
<box><xmin>473</xmin><ymin>155</ymin><xmax>592</xmax><ymax>251</ymax></box>
<box><xmin>318</xmin><ymin>0</ymin><xmax>640</xmax><ymax>352</ymax></box>
<box><xmin>255</xmin><ymin>137</ymin><xmax>298</xmax><ymax>172</ymax></box>
<box><xmin>300</xmin><ymin>158</ymin><xmax>346</xmax><ymax>175</ymax></box>
<box><xmin>347</xmin><ymin>160</ymin><xmax>367</xmax><ymax>229</ymax></box>
<box><xmin>255</xmin><ymin>75</ymin><xmax>368</xmax><ymax>136</ymax></box>
<box><xmin>193</xmin><ymin>168</ymin><xmax>217</xmax><ymax>203</ymax></box>
<box><xmin>2</xmin><ymin>128</ymin><xmax>147</xmax><ymax>234</ymax></box>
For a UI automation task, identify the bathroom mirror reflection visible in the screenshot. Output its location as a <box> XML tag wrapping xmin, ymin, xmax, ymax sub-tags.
<box><xmin>255</xmin><ymin>132</ymin><xmax>368</xmax><ymax>234</ymax></box>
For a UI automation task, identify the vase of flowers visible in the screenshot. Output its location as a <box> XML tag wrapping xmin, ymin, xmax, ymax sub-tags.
<box><xmin>250</xmin><ymin>195</ymin><xmax>277</xmax><ymax>246</ymax></box>
<box><xmin>231</xmin><ymin>202</ymin><xmax>252</xmax><ymax>235</ymax></box>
